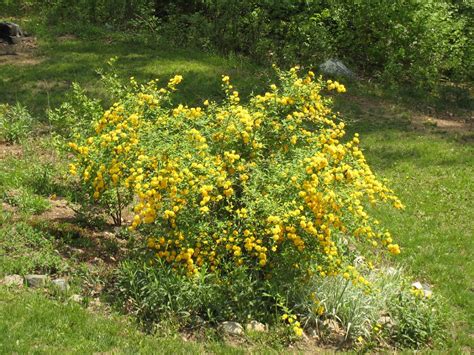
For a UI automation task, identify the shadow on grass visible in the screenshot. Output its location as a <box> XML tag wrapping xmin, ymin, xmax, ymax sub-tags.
<box><xmin>0</xmin><ymin>36</ymin><xmax>270</xmax><ymax>117</ymax></box>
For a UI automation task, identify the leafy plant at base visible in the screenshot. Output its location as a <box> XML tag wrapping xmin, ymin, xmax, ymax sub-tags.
<box><xmin>387</xmin><ymin>286</ymin><xmax>444</xmax><ymax>349</ymax></box>
<box><xmin>68</xmin><ymin>66</ymin><xmax>405</xmax><ymax>337</ymax></box>
<box><xmin>115</xmin><ymin>259</ymin><xmax>277</xmax><ymax>329</ymax></box>
<box><xmin>294</xmin><ymin>266</ymin><xmax>444</xmax><ymax>348</ymax></box>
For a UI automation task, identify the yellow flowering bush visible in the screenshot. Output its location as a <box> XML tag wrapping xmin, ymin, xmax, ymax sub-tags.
<box><xmin>68</xmin><ymin>67</ymin><xmax>404</xmax><ymax>334</ymax></box>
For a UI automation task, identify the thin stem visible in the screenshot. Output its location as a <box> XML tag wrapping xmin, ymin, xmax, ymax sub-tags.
<box><xmin>115</xmin><ymin>186</ymin><xmax>122</xmax><ymax>226</ymax></box>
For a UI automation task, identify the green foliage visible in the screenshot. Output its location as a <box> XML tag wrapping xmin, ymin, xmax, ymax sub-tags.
<box><xmin>0</xmin><ymin>103</ymin><xmax>34</xmax><ymax>144</ymax></box>
<box><xmin>47</xmin><ymin>83</ymin><xmax>103</xmax><ymax>138</ymax></box>
<box><xmin>0</xmin><ymin>221</ymin><xmax>67</xmax><ymax>276</ymax></box>
<box><xmin>115</xmin><ymin>258</ymin><xmax>278</xmax><ymax>328</ymax></box>
<box><xmin>161</xmin><ymin>1</ymin><xmax>335</xmax><ymax>67</ymax></box>
<box><xmin>38</xmin><ymin>0</ymin><xmax>155</xmax><ymax>28</ymax></box>
<box><xmin>115</xmin><ymin>257</ymin><xmax>445</xmax><ymax>348</ymax></box>
<box><xmin>3</xmin><ymin>188</ymin><xmax>51</xmax><ymax>215</ymax></box>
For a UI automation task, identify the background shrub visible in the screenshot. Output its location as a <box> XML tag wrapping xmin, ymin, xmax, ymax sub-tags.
<box><xmin>5</xmin><ymin>0</ymin><xmax>470</xmax><ymax>88</ymax></box>
<box><xmin>157</xmin><ymin>0</ymin><xmax>469</xmax><ymax>89</ymax></box>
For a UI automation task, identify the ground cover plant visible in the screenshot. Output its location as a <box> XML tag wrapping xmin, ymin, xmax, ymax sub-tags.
<box><xmin>0</xmin><ymin>20</ymin><xmax>472</xmax><ymax>353</ymax></box>
<box><xmin>0</xmin><ymin>103</ymin><xmax>34</xmax><ymax>143</ymax></box>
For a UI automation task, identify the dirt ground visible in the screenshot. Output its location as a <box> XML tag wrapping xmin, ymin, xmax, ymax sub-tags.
<box><xmin>344</xmin><ymin>93</ymin><xmax>473</xmax><ymax>135</ymax></box>
<box><xmin>0</xmin><ymin>36</ymin><xmax>42</xmax><ymax>65</ymax></box>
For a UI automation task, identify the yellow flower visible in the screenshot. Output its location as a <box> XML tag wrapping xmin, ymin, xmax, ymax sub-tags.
<box><xmin>387</xmin><ymin>243</ymin><xmax>401</xmax><ymax>255</ymax></box>
<box><xmin>293</xmin><ymin>326</ymin><xmax>303</xmax><ymax>337</ymax></box>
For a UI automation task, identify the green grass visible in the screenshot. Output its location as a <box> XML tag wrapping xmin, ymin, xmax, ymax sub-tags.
<box><xmin>334</xmin><ymin>97</ymin><xmax>474</xmax><ymax>350</ymax></box>
<box><xmin>0</xmin><ymin>32</ymin><xmax>268</xmax><ymax>118</ymax></box>
<box><xmin>0</xmin><ymin>219</ymin><xmax>69</xmax><ymax>277</ymax></box>
<box><xmin>366</xmin><ymin>132</ymin><xmax>473</xmax><ymax>348</ymax></box>
<box><xmin>0</xmin><ymin>287</ymin><xmax>245</xmax><ymax>354</ymax></box>
<box><xmin>1</xmin><ymin>31</ymin><xmax>472</xmax><ymax>351</ymax></box>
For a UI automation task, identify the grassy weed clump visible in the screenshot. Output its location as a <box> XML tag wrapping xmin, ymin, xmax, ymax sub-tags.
<box><xmin>0</xmin><ymin>140</ymin><xmax>69</xmax><ymax>214</ymax></box>
<box><xmin>0</xmin><ymin>103</ymin><xmax>35</xmax><ymax>144</ymax></box>
<box><xmin>295</xmin><ymin>266</ymin><xmax>444</xmax><ymax>348</ymax></box>
<box><xmin>2</xmin><ymin>188</ymin><xmax>51</xmax><ymax>215</ymax></box>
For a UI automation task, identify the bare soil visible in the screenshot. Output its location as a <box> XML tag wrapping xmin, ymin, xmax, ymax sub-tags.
<box><xmin>0</xmin><ymin>36</ymin><xmax>42</xmax><ymax>66</ymax></box>
<box><xmin>344</xmin><ymin>93</ymin><xmax>473</xmax><ymax>134</ymax></box>
<box><xmin>0</xmin><ymin>143</ymin><xmax>23</xmax><ymax>159</ymax></box>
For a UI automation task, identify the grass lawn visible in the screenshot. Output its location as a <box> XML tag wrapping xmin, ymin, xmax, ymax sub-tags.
<box><xmin>0</xmin><ymin>287</ymin><xmax>246</xmax><ymax>354</ymax></box>
<box><xmin>336</xmin><ymin>99</ymin><xmax>474</xmax><ymax>349</ymax></box>
<box><xmin>1</xmin><ymin>31</ymin><xmax>473</xmax><ymax>352</ymax></box>
<box><xmin>0</xmin><ymin>32</ymin><xmax>267</xmax><ymax>118</ymax></box>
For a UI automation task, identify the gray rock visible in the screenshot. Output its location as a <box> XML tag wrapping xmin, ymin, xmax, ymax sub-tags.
<box><xmin>423</xmin><ymin>288</ymin><xmax>433</xmax><ymax>298</ymax></box>
<box><xmin>220</xmin><ymin>321</ymin><xmax>244</xmax><ymax>336</ymax></box>
<box><xmin>51</xmin><ymin>278</ymin><xmax>69</xmax><ymax>292</ymax></box>
<box><xmin>319</xmin><ymin>59</ymin><xmax>355</xmax><ymax>79</ymax></box>
<box><xmin>378</xmin><ymin>315</ymin><xmax>394</xmax><ymax>329</ymax></box>
<box><xmin>24</xmin><ymin>275</ymin><xmax>48</xmax><ymax>288</ymax></box>
<box><xmin>69</xmin><ymin>294</ymin><xmax>83</xmax><ymax>303</ymax></box>
<box><xmin>0</xmin><ymin>22</ymin><xmax>24</xmax><ymax>44</ymax></box>
<box><xmin>1</xmin><ymin>274</ymin><xmax>23</xmax><ymax>287</ymax></box>
<box><xmin>245</xmin><ymin>320</ymin><xmax>267</xmax><ymax>332</ymax></box>
<box><xmin>87</xmin><ymin>298</ymin><xmax>102</xmax><ymax>311</ymax></box>
<box><xmin>421</xmin><ymin>283</ymin><xmax>433</xmax><ymax>298</ymax></box>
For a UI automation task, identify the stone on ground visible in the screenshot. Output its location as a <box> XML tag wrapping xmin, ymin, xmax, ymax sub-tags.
<box><xmin>220</xmin><ymin>321</ymin><xmax>244</xmax><ymax>336</ymax></box>
<box><xmin>69</xmin><ymin>294</ymin><xmax>84</xmax><ymax>303</ymax></box>
<box><xmin>24</xmin><ymin>274</ymin><xmax>48</xmax><ymax>288</ymax></box>
<box><xmin>51</xmin><ymin>278</ymin><xmax>69</xmax><ymax>291</ymax></box>
<box><xmin>245</xmin><ymin>320</ymin><xmax>267</xmax><ymax>332</ymax></box>
<box><xmin>319</xmin><ymin>59</ymin><xmax>355</xmax><ymax>79</ymax></box>
<box><xmin>1</xmin><ymin>274</ymin><xmax>23</xmax><ymax>287</ymax></box>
